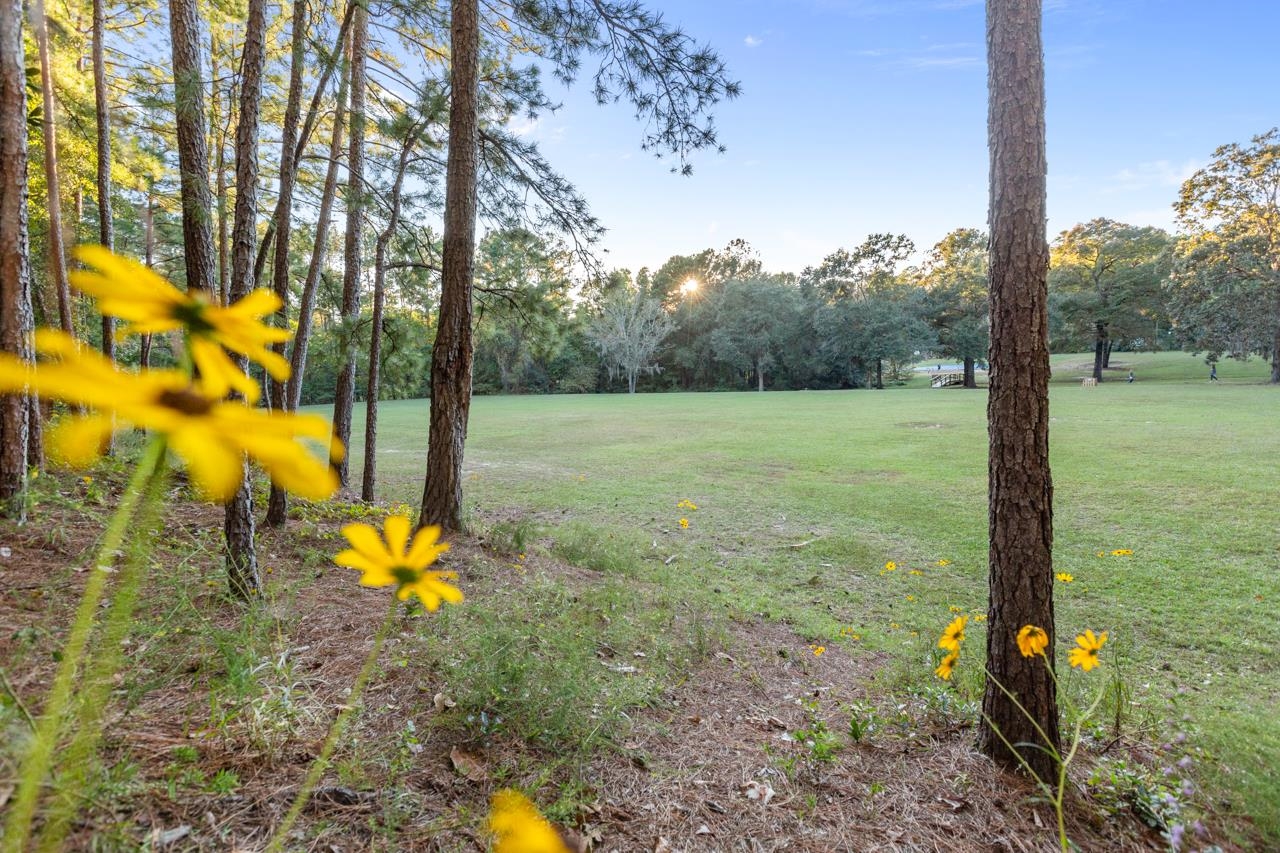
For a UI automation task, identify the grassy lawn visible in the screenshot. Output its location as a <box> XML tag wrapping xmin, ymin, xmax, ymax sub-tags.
<box><xmin>338</xmin><ymin>350</ymin><xmax>1279</xmax><ymax>839</ymax></box>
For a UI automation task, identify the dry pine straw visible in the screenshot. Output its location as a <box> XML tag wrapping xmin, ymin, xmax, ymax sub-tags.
<box><xmin>0</xmin><ymin>494</ymin><xmax>1224</xmax><ymax>853</ymax></box>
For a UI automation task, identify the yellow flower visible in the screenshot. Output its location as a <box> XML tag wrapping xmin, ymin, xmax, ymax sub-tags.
<box><xmin>1067</xmin><ymin>629</ymin><xmax>1107</xmax><ymax>672</ymax></box>
<box><xmin>1056</xmin><ymin>572</ymin><xmax>1074</xmax><ymax>583</ymax></box>
<box><xmin>909</xmin><ymin>569</ymin><xmax>924</xmax><ymax>576</ymax></box>
<box><xmin>809</xmin><ymin>644</ymin><xmax>826</xmax><ymax>656</ymax></box>
<box><xmin>1110</xmin><ymin>549</ymin><xmax>1133</xmax><ymax>556</ymax></box>
<box><xmin>679</xmin><ymin>517</ymin><xmax>689</xmax><ymax>529</ymax></box>
<box><xmin>487</xmin><ymin>789</ymin><xmax>568</xmax><ymax>853</ymax></box>
<box><xmin>948</xmin><ymin>605</ymin><xmax>963</xmax><ymax>613</ymax></box>
<box><xmin>0</xmin><ymin>330</ymin><xmax>338</xmax><ymax>501</ymax></box>
<box><xmin>938</xmin><ymin>615</ymin><xmax>968</xmax><ymax>652</ymax></box>
<box><xmin>935</xmin><ymin>559</ymin><xmax>951</xmax><ymax>566</ymax></box>
<box><xmin>935</xmin><ymin>650</ymin><xmax>959</xmax><ymax>680</ymax></box>
<box><xmin>1017</xmin><ymin>625</ymin><xmax>1050</xmax><ymax>657</ymax></box>
<box><xmin>1096</xmin><ymin>551</ymin><xmax>1106</xmax><ymax>558</ymax></box>
<box><xmin>677</xmin><ymin>499</ymin><xmax>698</xmax><ymax>511</ymax></box>
<box><xmin>334</xmin><ymin>516</ymin><xmax>460</xmax><ymax>610</ymax></box>
<box><xmin>905</xmin><ymin>594</ymin><xmax>916</xmax><ymax>602</ymax></box>
<box><xmin>70</xmin><ymin>245</ymin><xmax>291</xmax><ymax>403</ymax></box>
<box><xmin>884</xmin><ymin>561</ymin><xmax>896</xmax><ymax>571</ymax></box>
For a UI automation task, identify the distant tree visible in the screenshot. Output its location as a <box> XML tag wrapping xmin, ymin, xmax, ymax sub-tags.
<box><xmin>800</xmin><ymin>234</ymin><xmax>914</xmax><ymax>302</ymax></box>
<box><xmin>31</xmin><ymin>0</ymin><xmax>73</xmax><ymax>335</ymax></box>
<box><xmin>979</xmin><ymin>0</ymin><xmax>1060</xmax><ymax>779</ymax></box>
<box><xmin>816</xmin><ymin>291</ymin><xmax>933</xmax><ymax>389</ymax></box>
<box><xmin>0</xmin><ymin>0</ymin><xmax>35</xmax><ymax>518</ymax></box>
<box><xmin>1174</xmin><ymin>128</ymin><xmax>1280</xmax><ymax>382</ymax></box>
<box><xmin>920</xmin><ymin>228</ymin><xmax>989</xmax><ymax>387</ymax></box>
<box><xmin>589</xmin><ymin>284</ymin><xmax>675</xmax><ymax>393</ymax></box>
<box><xmin>1167</xmin><ymin>241</ymin><xmax>1274</xmax><ymax>363</ymax></box>
<box><xmin>710</xmin><ymin>277</ymin><xmax>801</xmax><ymax>391</ymax></box>
<box><xmin>1049</xmin><ymin>219</ymin><xmax>1171</xmax><ymax>378</ymax></box>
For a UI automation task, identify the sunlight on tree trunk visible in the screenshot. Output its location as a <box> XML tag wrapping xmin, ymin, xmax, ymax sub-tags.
<box><xmin>32</xmin><ymin>0</ymin><xmax>72</xmax><ymax>336</ymax></box>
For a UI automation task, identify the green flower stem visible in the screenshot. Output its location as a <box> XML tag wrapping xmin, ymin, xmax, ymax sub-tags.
<box><xmin>35</xmin><ymin>447</ymin><xmax>170</xmax><ymax>853</ymax></box>
<box><xmin>267</xmin><ymin>597</ymin><xmax>400</xmax><ymax>852</ymax></box>
<box><xmin>2</xmin><ymin>437</ymin><xmax>168</xmax><ymax>853</ymax></box>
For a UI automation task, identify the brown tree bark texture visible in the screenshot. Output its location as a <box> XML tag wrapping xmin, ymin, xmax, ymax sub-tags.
<box><xmin>420</xmin><ymin>0</ymin><xmax>479</xmax><ymax>532</ymax></box>
<box><xmin>330</xmin><ymin>4</ymin><xmax>368</xmax><ymax>487</ymax></box>
<box><xmin>32</xmin><ymin>0</ymin><xmax>72</xmax><ymax>335</ymax></box>
<box><xmin>168</xmin><ymin>0</ymin><xmax>217</xmax><ymax>298</ymax></box>
<box><xmin>223</xmin><ymin>0</ymin><xmax>267</xmax><ymax>598</ymax></box>
<box><xmin>93</xmin><ymin>0</ymin><xmax>113</xmax><ymax>359</ymax></box>
<box><xmin>979</xmin><ymin>0</ymin><xmax>1061</xmax><ymax>778</ymax></box>
<box><xmin>0</xmin><ymin>0</ymin><xmax>34</xmax><ymax>517</ymax></box>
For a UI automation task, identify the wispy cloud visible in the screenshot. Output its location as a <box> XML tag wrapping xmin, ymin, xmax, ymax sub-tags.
<box><xmin>744</xmin><ymin>34</ymin><xmax>763</xmax><ymax>48</ymax></box>
<box><xmin>1106</xmin><ymin>159</ymin><xmax>1201</xmax><ymax>193</ymax></box>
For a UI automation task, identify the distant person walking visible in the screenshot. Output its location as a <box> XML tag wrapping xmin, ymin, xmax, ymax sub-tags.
<box><xmin>1127</xmin><ymin>370</ymin><xmax>1134</xmax><ymax>383</ymax></box>
<box><xmin>1210</xmin><ymin>364</ymin><xmax>1219</xmax><ymax>382</ymax></box>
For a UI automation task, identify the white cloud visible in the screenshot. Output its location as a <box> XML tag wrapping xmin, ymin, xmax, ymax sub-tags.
<box><xmin>744</xmin><ymin>34</ymin><xmax>763</xmax><ymax>48</ymax></box>
<box><xmin>1106</xmin><ymin>159</ymin><xmax>1201</xmax><ymax>193</ymax></box>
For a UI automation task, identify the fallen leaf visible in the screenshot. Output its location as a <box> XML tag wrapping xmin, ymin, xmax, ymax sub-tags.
<box><xmin>433</xmin><ymin>691</ymin><xmax>455</xmax><ymax>713</ymax></box>
<box><xmin>449</xmin><ymin>746</ymin><xmax>488</xmax><ymax>782</ymax></box>
<box><xmin>695</xmin><ymin>824</ymin><xmax>712</xmax><ymax>835</ymax></box>
<box><xmin>742</xmin><ymin>780</ymin><xmax>775</xmax><ymax>805</ymax></box>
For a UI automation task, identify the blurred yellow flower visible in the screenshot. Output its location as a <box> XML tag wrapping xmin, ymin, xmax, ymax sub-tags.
<box><xmin>1067</xmin><ymin>629</ymin><xmax>1107</xmax><ymax>672</ymax></box>
<box><xmin>909</xmin><ymin>569</ymin><xmax>924</xmax><ymax>576</ymax></box>
<box><xmin>1017</xmin><ymin>625</ymin><xmax>1049</xmax><ymax>657</ymax></box>
<box><xmin>884</xmin><ymin>561</ymin><xmax>897</xmax><ymax>571</ymax></box>
<box><xmin>334</xmin><ymin>516</ymin><xmax>460</xmax><ymax>611</ymax></box>
<box><xmin>677</xmin><ymin>499</ymin><xmax>698</xmax><ymax>511</ymax></box>
<box><xmin>1056</xmin><ymin>572</ymin><xmax>1074</xmax><ymax>583</ymax></box>
<box><xmin>0</xmin><ymin>330</ymin><xmax>338</xmax><ymax>502</ymax></box>
<box><xmin>679</xmin><ymin>517</ymin><xmax>689</xmax><ymax>529</ymax></box>
<box><xmin>809</xmin><ymin>644</ymin><xmax>826</xmax><ymax>656</ymax></box>
<box><xmin>71</xmin><ymin>245</ymin><xmax>291</xmax><ymax>402</ymax></box>
<box><xmin>948</xmin><ymin>605</ymin><xmax>963</xmax><ymax>613</ymax></box>
<box><xmin>488</xmin><ymin>789</ymin><xmax>568</xmax><ymax>853</ymax></box>
<box><xmin>935</xmin><ymin>650</ymin><xmax>959</xmax><ymax>680</ymax></box>
<box><xmin>1111</xmin><ymin>549</ymin><xmax>1133</xmax><ymax>556</ymax></box>
<box><xmin>935</xmin><ymin>559</ymin><xmax>951</xmax><ymax>566</ymax></box>
<box><xmin>938</xmin><ymin>615</ymin><xmax>968</xmax><ymax>652</ymax></box>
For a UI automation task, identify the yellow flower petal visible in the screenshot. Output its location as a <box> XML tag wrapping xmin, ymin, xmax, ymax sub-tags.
<box><xmin>333</xmin><ymin>549</ymin><xmax>396</xmax><ymax>586</ymax></box>
<box><xmin>384</xmin><ymin>515</ymin><xmax>412</xmax><ymax>561</ymax></box>
<box><xmin>340</xmin><ymin>522</ymin><xmax>393</xmax><ymax>565</ymax></box>
<box><xmin>47</xmin><ymin>414</ymin><xmax>115</xmax><ymax>467</ymax></box>
<box><xmin>405</xmin><ymin>524</ymin><xmax>450</xmax><ymax>568</ymax></box>
<box><xmin>168</xmin><ymin>427</ymin><xmax>244</xmax><ymax>502</ymax></box>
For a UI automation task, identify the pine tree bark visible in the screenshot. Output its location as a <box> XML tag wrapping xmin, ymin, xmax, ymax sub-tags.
<box><xmin>0</xmin><ymin>0</ymin><xmax>34</xmax><ymax>518</ymax></box>
<box><xmin>362</xmin><ymin>124</ymin><xmax>419</xmax><ymax>501</ymax></box>
<box><xmin>1092</xmin><ymin>320</ymin><xmax>1106</xmax><ymax>381</ymax></box>
<box><xmin>419</xmin><ymin>0</ymin><xmax>478</xmax><ymax>531</ymax></box>
<box><xmin>330</xmin><ymin>4</ymin><xmax>367</xmax><ymax>488</ymax></box>
<box><xmin>32</xmin><ymin>0</ymin><xmax>72</xmax><ymax>335</ymax></box>
<box><xmin>139</xmin><ymin>188</ymin><xmax>154</xmax><ymax>367</ymax></box>
<box><xmin>963</xmin><ymin>355</ymin><xmax>977</xmax><ymax>388</ymax></box>
<box><xmin>285</xmin><ymin>49</ymin><xmax>348</xmax><ymax>415</ymax></box>
<box><xmin>211</xmin><ymin>31</ymin><xmax>230</xmax><ymax>305</ymax></box>
<box><xmin>979</xmin><ymin>0</ymin><xmax>1060</xmax><ymax>779</ymax></box>
<box><xmin>169</xmin><ymin>0</ymin><xmax>217</xmax><ymax>299</ymax></box>
<box><xmin>93</xmin><ymin>0</ymin><xmax>112</xmax><ymax>356</ymax></box>
<box><xmin>223</xmin><ymin>0</ymin><xmax>267</xmax><ymax>598</ymax></box>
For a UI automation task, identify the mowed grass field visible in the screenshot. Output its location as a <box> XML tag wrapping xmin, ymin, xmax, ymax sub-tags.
<box><xmin>336</xmin><ymin>350</ymin><xmax>1280</xmax><ymax>838</ymax></box>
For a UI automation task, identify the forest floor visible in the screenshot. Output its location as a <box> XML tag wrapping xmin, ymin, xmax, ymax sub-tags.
<box><xmin>0</xmin><ymin>467</ymin><xmax>1260</xmax><ymax>852</ymax></box>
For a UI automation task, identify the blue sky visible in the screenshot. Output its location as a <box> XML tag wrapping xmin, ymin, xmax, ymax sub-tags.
<box><xmin>512</xmin><ymin>0</ymin><xmax>1280</xmax><ymax>275</ymax></box>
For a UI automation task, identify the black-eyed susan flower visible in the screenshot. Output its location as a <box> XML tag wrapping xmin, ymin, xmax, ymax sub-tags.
<box><xmin>1017</xmin><ymin>625</ymin><xmax>1050</xmax><ymax>657</ymax></box>
<box><xmin>487</xmin><ymin>788</ymin><xmax>568</xmax><ymax>853</ymax></box>
<box><xmin>1110</xmin><ymin>549</ymin><xmax>1133</xmax><ymax>557</ymax></box>
<box><xmin>938</xmin><ymin>615</ymin><xmax>968</xmax><ymax>652</ymax></box>
<box><xmin>70</xmin><ymin>246</ymin><xmax>291</xmax><ymax>402</ymax></box>
<box><xmin>884</xmin><ymin>561</ymin><xmax>897</xmax><ymax>571</ymax></box>
<box><xmin>935</xmin><ymin>559</ymin><xmax>951</xmax><ymax>567</ymax></box>
<box><xmin>1056</xmin><ymin>572</ymin><xmax>1074</xmax><ymax>583</ymax></box>
<box><xmin>0</xmin><ymin>330</ymin><xmax>338</xmax><ymax>501</ymax></box>
<box><xmin>1067</xmin><ymin>629</ymin><xmax>1107</xmax><ymax>672</ymax></box>
<box><xmin>334</xmin><ymin>516</ymin><xmax>460</xmax><ymax>611</ymax></box>
<box><xmin>809</xmin><ymin>644</ymin><xmax>826</xmax><ymax>656</ymax></box>
<box><xmin>679</xmin><ymin>517</ymin><xmax>689</xmax><ymax>529</ymax></box>
<box><xmin>935</xmin><ymin>650</ymin><xmax>959</xmax><ymax>680</ymax></box>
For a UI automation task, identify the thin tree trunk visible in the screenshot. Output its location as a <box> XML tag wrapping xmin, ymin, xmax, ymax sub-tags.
<box><xmin>253</xmin><ymin>0</ymin><xmax>355</xmax><ymax>285</ymax></box>
<box><xmin>260</xmin><ymin>0</ymin><xmax>308</xmax><ymax>527</ymax></box>
<box><xmin>1092</xmin><ymin>320</ymin><xmax>1105</xmax><ymax>381</ymax></box>
<box><xmin>875</xmin><ymin>357</ymin><xmax>883</xmax><ymax>389</ymax></box>
<box><xmin>331</xmin><ymin>4</ymin><xmax>367</xmax><ymax>488</ymax></box>
<box><xmin>284</xmin><ymin>48</ymin><xmax>348</xmax><ymax>414</ymax></box>
<box><xmin>979</xmin><ymin>0</ymin><xmax>1060</xmax><ymax>779</ymax></box>
<box><xmin>756</xmin><ymin>360</ymin><xmax>764</xmax><ymax>392</ymax></box>
<box><xmin>1102</xmin><ymin>337</ymin><xmax>1113</xmax><ymax>369</ymax></box>
<box><xmin>169</xmin><ymin>0</ymin><xmax>217</xmax><ymax>299</ymax></box>
<box><xmin>223</xmin><ymin>0</ymin><xmax>267</xmax><ymax>599</ymax></box>
<box><xmin>0</xmin><ymin>0</ymin><xmax>34</xmax><ymax>518</ymax></box>
<box><xmin>138</xmin><ymin>190</ymin><xmax>154</xmax><ymax>368</ymax></box>
<box><xmin>93</xmin><ymin>0</ymin><xmax>112</xmax><ymax>343</ymax></box>
<box><xmin>32</xmin><ymin>0</ymin><xmax>72</xmax><ymax>335</ymax></box>
<box><xmin>362</xmin><ymin>124</ymin><xmax>420</xmax><ymax>502</ymax></box>
<box><xmin>963</xmin><ymin>355</ymin><xmax>977</xmax><ymax>388</ymax></box>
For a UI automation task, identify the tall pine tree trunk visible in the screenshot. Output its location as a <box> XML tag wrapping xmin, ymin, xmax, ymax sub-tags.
<box><xmin>224</xmin><ymin>0</ymin><xmax>267</xmax><ymax>598</ymax></box>
<box><xmin>169</xmin><ymin>0</ymin><xmax>217</xmax><ymax>299</ymax></box>
<box><xmin>419</xmin><ymin>0</ymin><xmax>478</xmax><ymax>531</ymax></box>
<box><xmin>93</xmin><ymin>0</ymin><xmax>112</xmax><ymax>352</ymax></box>
<box><xmin>963</xmin><ymin>355</ymin><xmax>977</xmax><ymax>388</ymax></box>
<box><xmin>211</xmin><ymin>28</ymin><xmax>230</xmax><ymax>304</ymax></box>
<box><xmin>262</xmin><ymin>0</ymin><xmax>308</xmax><ymax>527</ymax></box>
<box><xmin>0</xmin><ymin>0</ymin><xmax>34</xmax><ymax>519</ymax></box>
<box><xmin>139</xmin><ymin>188</ymin><xmax>154</xmax><ymax>367</ymax></box>
<box><xmin>32</xmin><ymin>0</ymin><xmax>72</xmax><ymax>335</ymax></box>
<box><xmin>979</xmin><ymin>0</ymin><xmax>1060</xmax><ymax>779</ymax></box>
<box><xmin>285</xmin><ymin>48</ymin><xmax>348</xmax><ymax>414</ymax></box>
<box><xmin>331</xmin><ymin>4</ymin><xmax>367</xmax><ymax>488</ymax></box>
<box><xmin>362</xmin><ymin>124</ymin><xmax>419</xmax><ymax>501</ymax></box>
<box><xmin>1091</xmin><ymin>320</ymin><xmax>1106</xmax><ymax>380</ymax></box>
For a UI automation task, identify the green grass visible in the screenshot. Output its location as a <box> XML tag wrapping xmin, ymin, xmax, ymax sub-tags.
<box><xmin>334</xmin><ymin>350</ymin><xmax>1279</xmax><ymax>839</ymax></box>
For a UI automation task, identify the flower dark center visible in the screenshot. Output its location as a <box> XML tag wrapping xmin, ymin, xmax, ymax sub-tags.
<box><xmin>156</xmin><ymin>388</ymin><xmax>216</xmax><ymax>416</ymax></box>
<box><xmin>391</xmin><ymin>566</ymin><xmax>420</xmax><ymax>585</ymax></box>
